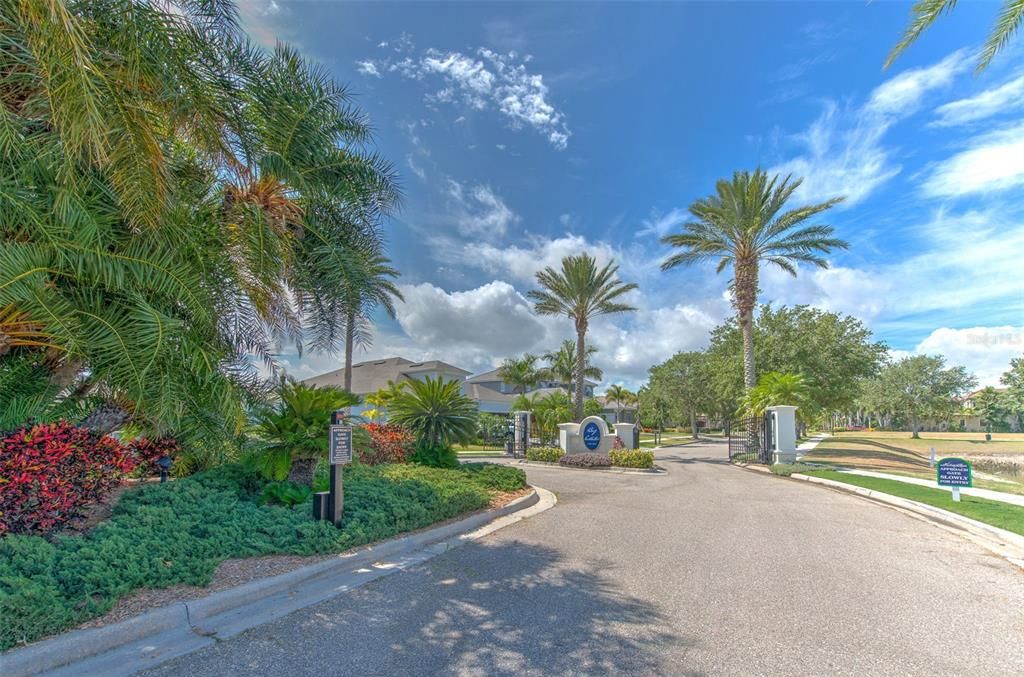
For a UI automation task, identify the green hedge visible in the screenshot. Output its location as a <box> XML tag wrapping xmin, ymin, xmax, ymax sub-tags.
<box><xmin>609</xmin><ymin>450</ymin><xmax>655</xmax><ymax>469</ymax></box>
<box><xmin>526</xmin><ymin>447</ymin><xmax>565</xmax><ymax>463</ymax></box>
<box><xmin>0</xmin><ymin>462</ymin><xmax>526</xmax><ymax>651</ymax></box>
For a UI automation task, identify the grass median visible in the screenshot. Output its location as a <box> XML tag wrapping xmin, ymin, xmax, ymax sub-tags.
<box><xmin>800</xmin><ymin>470</ymin><xmax>1024</xmax><ymax>537</ymax></box>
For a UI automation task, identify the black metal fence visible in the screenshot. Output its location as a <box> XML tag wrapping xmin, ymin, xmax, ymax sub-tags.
<box><xmin>727</xmin><ymin>415</ymin><xmax>773</xmax><ymax>464</ymax></box>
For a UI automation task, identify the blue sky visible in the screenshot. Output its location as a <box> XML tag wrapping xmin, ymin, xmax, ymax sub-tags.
<box><xmin>242</xmin><ymin>1</ymin><xmax>1024</xmax><ymax>389</ymax></box>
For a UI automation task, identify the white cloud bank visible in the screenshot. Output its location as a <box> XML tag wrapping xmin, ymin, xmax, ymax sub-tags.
<box><xmin>921</xmin><ymin>122</ymin><xmax>1024</xmax><ymax>198</ymax></box>
<box><xmin>933</xmin><ymin>73</ymin><xmax>1024</xmax><ymax>127</ymax></box>
<box><xmin>913</xmin><ymin>326</ymin><xmax>1023</xmax><ymax>387</ymax></box>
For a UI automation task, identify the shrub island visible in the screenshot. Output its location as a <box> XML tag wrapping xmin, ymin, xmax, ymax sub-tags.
<box><xmin>0</xmin><ymin>378</ymin><xmax>528</xmax><ymax>651</ymax></box>
<box><xmin>525</xmin><ymin>446</ymin><xmax>656</xmax><ymax>470</ymax></box>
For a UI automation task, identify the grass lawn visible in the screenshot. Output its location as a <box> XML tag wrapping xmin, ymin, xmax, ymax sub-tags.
<box><xmin>453</xmin><ymin>443</ymin><xmax>505</xmax><ymax>453</ymax></box>
<box><xmin>801</xmin><ymin>469</ymin><xmax>1024</xmax><ymax>537</ymax></box>
<box><xmin>802</xmin><ymin>433</ymin><xmax>1024</xmax><ymax>496</ymax></box>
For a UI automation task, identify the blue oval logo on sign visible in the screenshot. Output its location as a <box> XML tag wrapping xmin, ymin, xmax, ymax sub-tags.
<box><xmin>582</xmin><ymin>421</ymin><xmax>601</xmax><ymax>450</ymax></box>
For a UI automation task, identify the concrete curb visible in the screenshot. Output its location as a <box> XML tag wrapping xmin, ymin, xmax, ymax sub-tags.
<box><xmin>1</xmin><ymin>487</ymin><xmax>556</xmax><ymax>677</ymax></box>
<box><xmin>789</xmin><ymin>473</ymin><xmax>1024</xmax><ymax>570</ymax></box>
<box><xmin>512</xmin><ymin>459</ymin><xmax>667</xmax><ymax>475</ymax></box>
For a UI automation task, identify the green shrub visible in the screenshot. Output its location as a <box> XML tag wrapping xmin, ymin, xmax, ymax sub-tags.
<box><xmin>0</xmin><ymin>462</ymin><xmax>515</xmax><ymax>650</ymax></box>
<box><xmin>609</xmin><ymin>450</ymin><xmax>655</xmax><ymax>469</ymax></box>
<box><xmin>526</xmin><ymin>446</ymin><xmax>565</xmax><ymax>463</ymax></box>
<box><xmin>769</xmin><ymin>463</ymin><xmax>818</xmax><ymax>477</ymax></box>
<box><xmin>410</xmin><ymin>441</ymin><xmax>459</xmax><ymax>469</ymax></box>
<box><xmin>260</xmin><ymin>481</ymin><xmax>313</xmax><ymax>506</ymax></box>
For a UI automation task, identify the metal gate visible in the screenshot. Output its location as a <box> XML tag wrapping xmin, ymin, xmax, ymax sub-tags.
<box><xmin>728</xmin><ymin>415</ymin><xmax>773</xmax><ymax>464</ymax></box>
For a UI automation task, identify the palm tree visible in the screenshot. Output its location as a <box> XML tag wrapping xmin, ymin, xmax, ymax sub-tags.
<box><xmin>388</xmin><ymin>376</ymin><xmax>478</xmax><ymax>450</ymax></box>
<box><xmin>887</xmin><ymin>0</ymin><xmax>1023</xmax><ymax>71</ymax></box>
<box><xmin>0</xmin><ymin>1</ymin><xmax>400</xmax><ymax>447</ymax></box>
<box><xmin>498</xmin><ymin>354</ymin><xmax>541</xmax><ymax>395</ymax></box>
<box><xmin>253</xmin><ymin>380</ymin><xmax>360</xmax><ymax>486</ymax></box>
<box><xmin>604</xmin><ymin>384</ymin><xmax>634</xmax><ymax>423</ymax></box>
<box><xmin>340</xmin><ymin>244</ymin><xmax>403</xmax><ymax>392</ymax></box>
<box><xmin>541</xmin><ymin>340</ymin><xmax>603</xmax><ymax>394</ymax></box>
<box><xmin>661</xmin><ymin>170</ymin><xmax>846</xmax><ymax>395</ymax></box>
<box><xmin>740</xmin><ymin>372</ymin><xmax>815</xmax><ymax>419</ymax></box>
<box><xmin>529</xmin><ymin>254</ymin><xmax>635</xmax><ymax>422</ymax></box>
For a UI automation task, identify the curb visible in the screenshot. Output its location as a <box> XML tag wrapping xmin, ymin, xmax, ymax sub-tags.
<box><xmin>1</xmin><ymin>487</ymin><xmax>556</xmax><ymax>677</ymax></box>
<box><xmin>512</xmin><ymin>460</ymin><xmax>667</xmax><ymax>475</ymax></box>
<box><xmin>789</xmin><ymin>473</ymin><xmax>1024</xmax><ymax>570</ymax></box>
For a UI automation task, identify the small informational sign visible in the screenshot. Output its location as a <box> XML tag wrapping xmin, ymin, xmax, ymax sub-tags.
<box><xmin>937</xmin><ymin>457</ymin><xmax>972</xmax><ymax>502</ymax></box>
<box><xmin>329</xmin><ymin>425</ymin><xmax>353</xmax><ymax>465</ymax></box>
<box><xmin>582</xmin><ymin>421</ymin><xmax>601</xmax><ymax>450</ymax></box>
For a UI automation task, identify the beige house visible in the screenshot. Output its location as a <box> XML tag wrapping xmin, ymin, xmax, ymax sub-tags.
<box><xmin>303</xmin><ymin>357</ymin><xmax>470</xmax><ymax>418</ymax></box>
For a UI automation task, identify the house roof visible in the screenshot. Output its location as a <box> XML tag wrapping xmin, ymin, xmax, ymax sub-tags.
<box><xmin>466</xmin><ymin>368</ymin><xmax>502</xmax><ymax>384</ymax></box>
<box><xmin>466</xmin><ymin>367</ymin><xmax>598</xmax><ymax>387</ymax></box>
<box><xmin>463</xmin><ymin>382</ymin><xmax>517</xmax><ymax>403</ymax></box>
<box><xmin>596</xmin><ymin>395</ymin><xmax>638</xmax><ymax>410</ymax></box>
<box><xmin>302</xmin><ymin>357</ymin><xmax>470</xmax><ymax>395</ymax></box>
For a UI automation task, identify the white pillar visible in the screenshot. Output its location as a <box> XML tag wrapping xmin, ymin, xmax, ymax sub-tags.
<box><xmin>614</xmin><ymin>423</ymin><xmax>637</xmax><ymax>449</ymax></box>
<box><xmin>766</xmin><ymin>405</ymin><xmax>798</xmax><ymax>464</ymax></box>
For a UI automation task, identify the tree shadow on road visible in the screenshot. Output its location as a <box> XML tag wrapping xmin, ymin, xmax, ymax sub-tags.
<box><xmin>284</xmin><ymin>540</ymin><xmax>696</xmax><ymax>675</ymax></box>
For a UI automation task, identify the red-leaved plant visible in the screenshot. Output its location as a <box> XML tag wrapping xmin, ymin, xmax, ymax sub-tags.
<box><xmin>129</xmin><ymin>437</ymin><xmax>180</xmax><ymax>476</ymax></box>
<box><xmin>0</xmin><ymin>421</ymin><xmax>136</xmax><ymax>535</ymax></box>
<box><xmin>360</xmin><ymin>423</ymin><xmax>414</xmax><ymax>465</ymax></box>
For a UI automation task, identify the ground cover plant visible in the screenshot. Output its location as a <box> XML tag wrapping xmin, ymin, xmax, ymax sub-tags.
<box><xmin>0</xmin><ymin>462</ymin><xmax>526</xmax><ymax>650</ymax></box>
<box><xmin>559</xmin><ymin>453</ymin><xmax>613</xmax><ymax>468</ymax></box>
<box><xmin>609</xmin><ymin>450</ymin><xmax>655</xmax><ymax>469</ymax></box>
<box><xmin>801</xmin><ymin>470</ymin><xmax>1024</xmax><ymax>537</ymax></box>
<box><xmin>526</xmin><ymin>447</ymin><xmax>565</xmax><ymax>462</ymax></box>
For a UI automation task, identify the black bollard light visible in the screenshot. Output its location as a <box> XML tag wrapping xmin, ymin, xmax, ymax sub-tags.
<box><xmin>156</xmin><ymin>455</ymin><xmax>172</xmax><ymax>483</ymax></box>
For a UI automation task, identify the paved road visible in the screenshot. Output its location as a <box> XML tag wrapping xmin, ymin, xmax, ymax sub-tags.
<box><xmin>146</xmin><ymin>441</ymin><xmax>1024</xmax><ymax>675</ymax></box>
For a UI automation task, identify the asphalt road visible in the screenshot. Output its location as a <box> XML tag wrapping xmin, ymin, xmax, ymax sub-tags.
<box><xmin>144</xmin><ymin>441</ymin><xmax>1024</xmax><ymax>676</ymax></box>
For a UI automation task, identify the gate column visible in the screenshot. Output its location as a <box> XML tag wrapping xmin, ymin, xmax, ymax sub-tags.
<box><xmin>766</xmin><ymin>405</ymin><xmax>798</xmax><ymax>464</ymax></box>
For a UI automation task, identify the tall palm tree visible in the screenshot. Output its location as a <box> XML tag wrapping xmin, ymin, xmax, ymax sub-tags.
<box><xmin>887</xmin><ymin>0</ymin><xmax>1023</xmax><ymax>71</ymax></box>
<box><xmin>604</xmin><ymin>384</ymin><xmax>633</xmax><ymax>423</ymax></box>
<box><xmin>529</xmin><ymin>254</ymin><xmax>637</xmax><ymax>421</ymax></box>
<box><xmin>542</xmin><ymin>340</ymin><xmax>603</xmax><ymax>394</ymax></box>
<box><xmin>661</xmin><ymin>170</ymin><xmax>846</xmax><ymax>394</ymax></box>
<box><xmin>339</xmin><ymin>244</ymin><xmax>403</xmax><ymax>392</ymax></box>
<box><xmin>498</xmin><ymin>354</ymin><xmax>540</xmax><ymax>395</ymax></box>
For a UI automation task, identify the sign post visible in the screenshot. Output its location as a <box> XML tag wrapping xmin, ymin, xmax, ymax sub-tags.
<box><xmin>936</xmin><ymin>457</ymin><xmax>972</xmax><ymax>502</ymax></box>
<box><xmin>313</xmin><ymin>411</ymin><xmax>353</xmax><ymax>526</ymax></box>
<box><xmin>929</xmin><ymin>447</ymin><xmax>935</xmax><ymax>468</ymax></box>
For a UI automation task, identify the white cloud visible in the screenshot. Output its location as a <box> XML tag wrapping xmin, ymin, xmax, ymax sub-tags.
<box><xmin>406</xmin><ymin>155</ymin><xmax>426</xmax><ymax>180</ymax></box>
<box><xmin>921</xmin><ymin>122</ymin><xmax>1024</xmax><ymax>198</ymax></box>
<box><xmin>933</xmin><ymin>74</ymin><xmax>1024</xmax><ymax>127</ymax></box>
<box><xmin>356</xmin><ymin>60</ymin><xmax>381</xmax><ymax>78</ymax></box>
<box><xmin>865</xmin><ymin>50</ymin><xmax>968</xmax><ymax>118</ymax></box>
<box><xmin>446</xmin><ymin>180</ymin><xmax>519</xmax><ymax>238</ymax></box>
<box><xmin>636</xmin><ymin>207</ymin><xmax>687</xmax><ymax>239</ymax></box>
<box><xmin>393</xmin><ymin>281</ymin><xmax>556</xmax><ymax>369</ymax></box>
<box><xmin>358</xmin><ymin>45</ymin><xmax>570</xmax><ymax>149</ymax></box>
<box><xmin>771</xmin><ymin>103</ymin><xmax>899</xmax><ymax>206</ymax></box>
<box><xmin>462</xmin><ymin>234</ymin><xmax>633</xmax><ymax>284</ymax></box>
<box><xmin>771</xmin><ymin>50</ymin><xmax>968</xmax><ymax>206</ymax></box>
<box><xmin>913</xmin><ymin>326</ymin><xmax>1023</xmax><ymax>386</ymax></box>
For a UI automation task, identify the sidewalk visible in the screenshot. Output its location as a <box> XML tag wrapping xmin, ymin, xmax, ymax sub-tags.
<box><xmin>795</xmin><ymin>433</ymin><xmax>830</xmax><ymax>458</ymax></box>
<box><xmin>838</xmin><ymin>469</ymin><xmax>1024</xmax><ymax>508</ymax></box>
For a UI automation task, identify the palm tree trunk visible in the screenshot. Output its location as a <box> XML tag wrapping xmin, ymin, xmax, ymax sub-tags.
<box><xmin>574</xmin><ymin>323</ymin><xmax>586</xmax><ymax>422</ymax></box>
<box><xmin>344</xmin><ymin>309</ymin><xmax>355</xmax><ymax>392</ymax></box>
<box><xmin>734</xmin><ymin>259</ymin><xmax>758</xmax><ymax>392</ymax></box>
<box><xmin>287</xmin><ymin>456</ymin><xmax>318</xmax><ymax>486</ymax></box>
<box><xmin>911</xmin><ymin>412</ymin><xmax>920</xmax><ymax>439</ymax></box>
